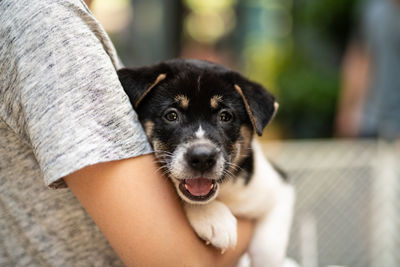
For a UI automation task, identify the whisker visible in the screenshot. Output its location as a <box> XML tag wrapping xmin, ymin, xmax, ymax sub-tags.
<box><xmin>154</xmin><ymin>164</ymin><xmax>170</xmax><ymax>176</ymax></box>
<box><xmin>225</xmin><ymin>162</ymin><xmax>243</xmax><ymax>174</ymax></box>
<box><xmin>222</xmin><ymin>168</ymin><xmax>236</xmax><ymax>180</ymax></box>
<box><xmin>153</xmin><ymin>149</ymin><xmax>174</xmax><ymax>155</ymax></box>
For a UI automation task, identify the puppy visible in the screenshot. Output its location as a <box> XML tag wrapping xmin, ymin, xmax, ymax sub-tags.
<box><xmin>118</xmin><ymin>59</ymin><xmax>294</xmax><ymax>267</ymax></box>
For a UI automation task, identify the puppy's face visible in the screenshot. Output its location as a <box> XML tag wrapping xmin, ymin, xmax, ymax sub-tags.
<box><xmin>118</xmin><ymin>59</ymin><xmax>277</xmax><ymax>204</ymax></box>
<box><xmin>136</xmin><ymin>75</ymin><xmax>253</xmax><ymax>204</ymax></box>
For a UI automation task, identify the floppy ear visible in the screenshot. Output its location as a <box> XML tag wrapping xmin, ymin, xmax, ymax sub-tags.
<box><xmin>233</xmin><ymin>76</ymin><xmax>278</xmax><ymax>136</ymax></box>
<box><xmin>117</xmin><ymin>65</ymin><xmax>168</xmax><ymax>109</ymax></box>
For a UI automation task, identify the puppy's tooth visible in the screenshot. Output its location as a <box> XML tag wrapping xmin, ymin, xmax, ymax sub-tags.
<box><xmin>184</xmin><ymin>184</ymin><xmax>188</xmax><ymax>190</ymax></box>
<box><xmin>210</xmin><ymin>183</ymin><xmax>214</xmax><ymax>189</ymax></box>
<box><xmin>205</xmin><ymin>240</ymin><xmax>210</xmax><ymax>245</ymax></box>
<box><xmin>221</xmin><ymin>249</ymin><xmax>226</xmax><ymax>255</ymax></box>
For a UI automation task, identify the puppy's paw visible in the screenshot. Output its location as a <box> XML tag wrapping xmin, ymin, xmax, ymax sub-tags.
<box><xmin>184</xmin><ymin>201</ymin><xmax>237</xmax><ymax>251</ymax></box>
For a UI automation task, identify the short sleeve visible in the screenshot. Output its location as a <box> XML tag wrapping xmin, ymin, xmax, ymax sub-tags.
<box><xmin>6</xmin><ymin>0</ymin><xmax>152</xmax><ymax>188</ymax></box>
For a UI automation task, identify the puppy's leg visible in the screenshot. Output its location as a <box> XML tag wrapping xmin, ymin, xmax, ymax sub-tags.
<box><xmin>249</xmin><ymin>183</ymin><xmax>295</xmax><ymax>267</ymax></box>
<box><xmin>184</xmin><ymin>200</ymin><xmax>237</xmax><ymax>252</ymax></box>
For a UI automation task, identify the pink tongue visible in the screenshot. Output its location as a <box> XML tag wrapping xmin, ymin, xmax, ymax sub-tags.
<box><xmin>185</xmin><ymin>178</ymin><xmax>213</xmax><ymax>196</ymax></box>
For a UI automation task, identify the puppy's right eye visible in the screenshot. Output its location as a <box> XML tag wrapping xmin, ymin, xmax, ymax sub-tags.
<box><xmin>164</xmin><ymin>110</ymin><xmax>179</xmax><ymax>121</ymax></box>
<box><xmin>219</xmin><ymin>110</ymin><xmax>233</xmax><ymax>122</ymax></box>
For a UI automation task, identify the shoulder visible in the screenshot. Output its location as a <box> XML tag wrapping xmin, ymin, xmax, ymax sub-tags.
<box><xmin>0</xmin><ymin>0</ymin><xmax>93</xmax><ymax>53</ymax></box>
<box><xmin>0</xmin><ymin>0</ymin><xmax>89</xmax><ymax>23</ymax></box>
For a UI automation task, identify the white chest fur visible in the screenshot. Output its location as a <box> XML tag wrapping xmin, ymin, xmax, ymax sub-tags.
<box><xmin>184</xmin><ymin>140</ymin><xmax>295</xmax><ymax>267</ymax></box>
<box><xmin>218</xmin><ymin>140</ymin><xmax>286</xmax><ymax>218</ymax></box>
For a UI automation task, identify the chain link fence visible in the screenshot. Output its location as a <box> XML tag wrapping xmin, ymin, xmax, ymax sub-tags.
<box><xmin>260</xmin><ymin>139</ymin><xmax>400</xmax><ymax>267</ymax></box>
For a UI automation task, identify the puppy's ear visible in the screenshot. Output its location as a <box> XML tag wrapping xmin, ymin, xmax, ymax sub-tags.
<box><xmin>117</xmin><ymin>65</ymin><xmax>168</xmax><ymax>109</ymax></box>
<box><xmin>233</xmin><ymin>76</ymin><xmax>278</xmax><ymax>136</ymax></box>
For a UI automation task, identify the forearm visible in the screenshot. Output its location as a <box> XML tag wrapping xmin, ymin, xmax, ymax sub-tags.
<box><xmin>65</xmin><ymin>154</ymin><xmax>253</xmax><ymax>267</ymax></box>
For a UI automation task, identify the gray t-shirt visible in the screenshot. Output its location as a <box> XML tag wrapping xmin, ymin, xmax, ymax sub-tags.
<box><xmin>0</xmin><ymin>0</ymin><xmax>152</xmax><ymax>265</ymax></box>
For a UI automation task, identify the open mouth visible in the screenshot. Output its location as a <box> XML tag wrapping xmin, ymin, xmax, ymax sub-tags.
<box><xmin>178</xmin><ymin>178</ymin><xmax>218</xmax><ymax>201</ymax></box>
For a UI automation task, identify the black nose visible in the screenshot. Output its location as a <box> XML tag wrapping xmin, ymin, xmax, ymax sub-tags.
<box><xmin>186</xmin><ymin>145</ymin><xmax>217</xmax><ymax>172</ymax></box>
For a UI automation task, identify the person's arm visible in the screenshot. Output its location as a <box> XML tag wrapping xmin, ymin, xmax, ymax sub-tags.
<box><xmin>335</xmin><ymin>40</ymin><xmax>371</xmax><ymax>137</ymax></box>
<box><xmin>65</xmin><ymin>154</ymin><xmax>254</xmax><ymax>267</ymax></box>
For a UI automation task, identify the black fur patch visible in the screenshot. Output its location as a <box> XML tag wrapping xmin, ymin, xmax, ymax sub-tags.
<box><xmin>238</xmin><ymin>152</ymin><xmax>254</xmax><ymax>185</ymax></box>
<box><xmin>117</xmin><ymin>59</ymin><xmax>277</xmax><ymax>184</ymax></box>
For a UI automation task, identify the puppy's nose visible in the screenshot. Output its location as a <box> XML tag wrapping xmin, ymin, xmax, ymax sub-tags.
<box><xmin>186</xmin><ymin>145</ymin><xmax>217</xmax><ymax>172</ymax></box>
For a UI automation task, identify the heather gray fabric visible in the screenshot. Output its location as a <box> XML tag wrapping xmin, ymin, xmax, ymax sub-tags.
<box><xmin>0</xmin><ymin>0</ymin><xmax>152</xmax><ymax>265</ymax></box>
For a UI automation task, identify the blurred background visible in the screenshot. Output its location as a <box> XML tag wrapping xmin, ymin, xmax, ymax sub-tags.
<box><xmin>89</xmin><ymin>0</ymin><xmax>400</xmax><ymax>266</ymax></box>
<box><xmin>90</xmin><ymin>0</ymin><xmax>365</xmax><ymax>140</ymax></box>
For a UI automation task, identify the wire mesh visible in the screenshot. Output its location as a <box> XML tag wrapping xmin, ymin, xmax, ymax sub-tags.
<box><xmin>260</xmin><ymin>139</ymin><xmax>399</xmax><ymax>267</ymax></box>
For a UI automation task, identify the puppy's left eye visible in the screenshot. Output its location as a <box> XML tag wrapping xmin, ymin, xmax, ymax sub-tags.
<box><xmin>164</xmin><ymin>110</ymin><xmax>179</xmax><ymax>122</ymax></box>
<box><xmin>219</xmin><ymin>110</ymin><xmax>233</xmax><ymax>122</ymax></box>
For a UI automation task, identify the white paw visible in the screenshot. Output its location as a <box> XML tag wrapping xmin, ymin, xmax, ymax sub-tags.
<box><xmin>185</xmin><ymin>201</ymin><xmax>237</xmax><ymax>252</ymax></box>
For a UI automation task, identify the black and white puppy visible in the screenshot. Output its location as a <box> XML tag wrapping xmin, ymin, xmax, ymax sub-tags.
<box><xmin>118</xmin><ymin>59</ymin><xmax>294</xmax><ymax>267</ymax></box>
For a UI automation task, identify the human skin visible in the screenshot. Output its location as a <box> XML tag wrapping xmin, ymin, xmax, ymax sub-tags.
<box><xmin>83</xmin><ymin>0</ymin><xmax>92</xmax><ymax>7</ymax></box>
<box><xmin>335</xmin><ymin>40</ymin><xmax>370</xmax><ymax>137</ymax></box>
<box><xmin>77</xmin><ymin>2</ymin><xmax>253</xmax><ymax>265</ymax></box>
<box><xmin>65</xmin><ymin>154</ymin><xmax>254</xmax><ymax>267</ymax></box>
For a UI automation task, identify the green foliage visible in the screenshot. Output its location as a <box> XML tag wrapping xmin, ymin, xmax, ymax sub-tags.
<box><xmin>273</xmin><ymin>0</ymin><xmax>360</xmax><ymax>138</ymax></box>
<box><xmin>298</xmin><ymin>0</ymin><xmax>360</xmax><ymax>51</ymax></box>
<box><xmin>277</xmin><ymin>54</ymin><xmax>339</xmax><ymax>138</ymax></box>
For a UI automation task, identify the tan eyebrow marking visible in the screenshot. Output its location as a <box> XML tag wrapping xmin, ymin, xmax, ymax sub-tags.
<box><xmin>174</xmin><ymin>94</ymin><xmax>190</xmax><ymax>109</ymax></box>
<box><xmin>210</xmin><ymin>95</ymin><xmax>223</xmax><ymax>109</ymax></box>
